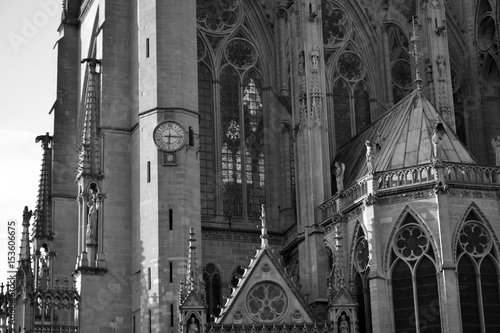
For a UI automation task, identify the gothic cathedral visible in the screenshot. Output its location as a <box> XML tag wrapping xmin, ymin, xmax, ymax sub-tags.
<box><xmin>2</xmin><ymin>1</ymin><xmax>500</xmax><ymax>333</ymax></box>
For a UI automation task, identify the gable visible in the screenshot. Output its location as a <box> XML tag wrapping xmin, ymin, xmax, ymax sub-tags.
<box><xmin>180</xmin><ymin>291</ymin><xmax>205</xmax><ymax>309</ymax></box>
<box><xmin>217</xmin><ymin>250</ymin><xmax>314</xmax><ymax>325</ymax></box>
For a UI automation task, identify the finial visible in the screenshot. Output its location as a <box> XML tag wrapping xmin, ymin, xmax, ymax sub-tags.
<box><xmin>35</xmin><ymin>133</ymin><xmax>53</xmax><ymax>150</ymax></box>
<box><xmin>409</xmin><ymin>16</ymin><xmax>423</xmax><ymax>90</ymax></box>
<box><xmin>186</xmin><ymin>227</ymin><xmax>198</xmax><ymax>291</ymax></box>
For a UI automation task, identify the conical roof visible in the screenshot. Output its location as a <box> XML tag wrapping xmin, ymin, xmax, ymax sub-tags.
<box><xmin>334</xmin><ymin>90</ymin><xmax>477</xmax><ymax>188</ymax></box>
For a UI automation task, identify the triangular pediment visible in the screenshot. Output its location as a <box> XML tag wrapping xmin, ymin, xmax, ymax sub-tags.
<box><xmin>216</xmin><ymin>247</ymin><xmax>314</xmax><ymax>325</ymax></box>
<box><xmin>330</xmin><ymin>288</ymin><xmax>356</xmax><ymax>307</ymax></box>
<box><xmin>180</xmin><ymin>291</ymin><xmax>205</xmax><ymax>309</ymax></box>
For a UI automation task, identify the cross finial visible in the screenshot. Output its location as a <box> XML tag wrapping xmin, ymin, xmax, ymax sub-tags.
<box><xmin>409</xmin><ymin>16</ymin><xmax>423</xmax><ymax>90</ymax></box>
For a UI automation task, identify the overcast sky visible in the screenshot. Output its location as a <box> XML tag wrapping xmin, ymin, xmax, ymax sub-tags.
<box><xmin>0</xmin><ymin>0</ymin><xmax>60</xmax><ymax>283</ymax></box>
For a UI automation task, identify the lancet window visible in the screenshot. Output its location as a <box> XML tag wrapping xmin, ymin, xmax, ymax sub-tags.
<box><xmin>390</xmin><ymin>215</ymin><xmax>442</xmax><ymax>333</ymax></box>
<box><xmin>388</xmin><ymin>24</ymin><xmax>412</xmax><ymax>104</ymax></box>
<box><xmin>475</xmin><ymin>0</ymin><xmax>500</xmax><ymax>150</ymax></box>
<box><xmin>353</xmin><ymin>228</ymin><xmax>371</xmax><ymax>333</ymax></box>
<box><xmin>197</xmin><ymin>0</ymin><xmax>266</xmax><ymax>219</ymax></box>
<box><xmin>456</xmin><ymin>212</ymin><xmax>500</xmax><ymax>333</ymax></box>
<box><xmin>331</xmin><ymin>75</ymin><xmax>371</xmax><ymax>149</ymax></box>
<box><xmin>203</xmin><ymin>263</ymin><xmax>221</xmax><ymax>322</ymax></box>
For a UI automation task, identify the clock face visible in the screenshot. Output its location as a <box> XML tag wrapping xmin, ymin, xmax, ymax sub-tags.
<box><xmin>153</xmin><ymin>121</ymin><xmax>186</xmax><ymax>152</ymax></box>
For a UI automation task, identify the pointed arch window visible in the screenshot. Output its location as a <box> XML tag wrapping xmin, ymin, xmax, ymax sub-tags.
<box><xmin>353</xmin><ymin>228</ymin><xmax>371</xmax><ymax>333</ymax></box>
<box><xmin>390</xmin><ymin>216</ymin><xmax>442</xmax><ymax>333</ymax></box>
<box><xmin>197</xmin><ymin>27</ymin><xmax>266</xmax><ymax>220</ymax></box>
<box><xmin>387</xmin><ymin>25</ymin><xmax>412</xmax><ymax>104</ymax></box>
<box><xmin>199</xmin><ymin>62</ymin><xmax>215</xmax><ymax>216</ymax></box>
<box><xmin>219</xmin><ymin>67</ymin><xmax>266</xmax><ymax>218</ymax></box>
<box><xmin>203</xmin><ymin>263</ymin><xmax>221</xmax><ymax>322</ymax></box>
<box><xmin>456</xmin><ymin>215</ymin><xmax>500</xmax><ymax>333</ymax></box>
<box><xmin>332</xmin><ymin>79</ymin><xmax>372</xmax><ymax>149</ymax></box>
<box><xmin>329</xmin><ymin>50</ymin><xmax>371</xmax><ymax>149</ymax></box>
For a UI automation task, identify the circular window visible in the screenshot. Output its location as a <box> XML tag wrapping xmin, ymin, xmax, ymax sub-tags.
<box><xmin>225</xmin><ymin>39</ymin><xmax>256</xmax><ymax>69</ymax></box>
<box><xmin>196</xmin><ymin>0</ymin><xmax>239</xmax><ymax>32</ymax></box>
<box><xmin>394</xmin><ymin>225</ymin><xmax>429</xmax><ymax>260</ymax></box>
<box><xmin>337</xmin><ymin>52</ymin><xmax>365</xmax><ymax>81</ymax></box>
<box><xmin>355</xmin><ymin>237</ymin><xmax>369</xmax><ymax>272</ymax></box>
<box><xmin>246</xmin><ymin>281</ymin><xmax>288</xmax><ymax>322</ymax></box>
<box><xmin>459</xmin><ymin>222</ymin><xmax>491</xmax><ymax>257</ymax></box>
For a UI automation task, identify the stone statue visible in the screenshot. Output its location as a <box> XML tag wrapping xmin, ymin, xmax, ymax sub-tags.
<box><xmin>188</xmin><ymin>317</ymin><xmax>199</xmax><ymax>333</ymax></box>
<box><xmin>86</xmin><ymin>189</ymin><xmax>99</xmax><ymax>245</ymax></box>
<box><xmin>491</xmin><ymin>136</ymin><xmax>500</xmax><ymax>166</ymax></box>
<box><xmin>339</xmin><ymin>314</ymin><xmax>349</xmax><ymax>333</ymax></box>
<box><xmin>334</xmin><ymin>161</ymin><xmax>345</xmax><ymax>193</ymax></box>
<box><xmin>431</xmin><ymin>124</ymin><xmax>445</xmax><ymax>163</ymax></box>
<box><xmin>310</xmin><ymin>46</ymin><xmax>320</xmax><ymax>72</ymax></box>
<box><xmin>366</xmin><ymin>140</ymin><xmax>374</xmax><ymax>174</ymax></box>
<box><xmin>436</xmin><ymin>55</ymin><xmax>445</xmax><ymax>81</ymax></box>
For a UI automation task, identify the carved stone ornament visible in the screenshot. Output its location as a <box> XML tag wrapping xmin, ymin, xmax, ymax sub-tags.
<box><xmin>364</xmin><ymin>193</ymin><xmax>376</xmax><ymax>206</ymax></box>
<box><xmin>333</xmin><ymin>212</ymin><xmax>343</xmax><ymax>223</ymax></box>
<box><xmin>376</xmin><ymin>191</ymin><xmax>434</xmax><ymax>205</ymax></box>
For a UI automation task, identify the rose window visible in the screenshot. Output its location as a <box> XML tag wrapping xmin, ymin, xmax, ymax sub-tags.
<box><xmin>337</xmin><ymin>52</ymin><xmax>365</xmax><ymax>81</ymax></box>
<box><xmin>322</xmin><ymin>2</ymin><xmax>347</xmax><ymax>46</ymax></box>
<box><xmin>246</xmin><ymin>282</ymin><xmax>288</xmax><ymax>322</ymax></box>
<box><xmin>394</xmin><ymin>225</ymin><xmax>428</xmax><ymax>260</ymax></box>
<box><xmin>459</xmin><ymin>222</ymin><xmax>491</xmax><ymax>257</ymax></box>
<box><xmin>226</xmin><ymin>40</ymin><xmax>256</xmax><ymax>69</ymax></box>
<box><xmin>355</xmin><ymin>238</ymin><xmax>369</xmax><ymax>272</ymax></box>
<box><xmin>196</xmin><ymin>0</ymin><xmax>238</xmax><ymax>31</ymax></box>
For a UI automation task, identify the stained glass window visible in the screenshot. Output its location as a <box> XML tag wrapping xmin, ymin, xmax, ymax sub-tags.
<box><xmin>388</xmin><ymin>25</ymin><xmax>412</xmax><ymax>104</ymax></box>
<box><xmin>354</xmin><ymin>83</ymin><xmax>371</xmax><ymax>133</ymax></box>
<box><xmin>457</xmin><ymin>220</ymin><xmax>500</xmax><ymax>332</ymax></box>
<box><xmin>391</xmin><ymin>218</ymin><xmax>442</xmax><ymax>333</ymax></box>
<box><xmin>197</xmin><ymin>0</ymin><xmax>266</xmax><ymax>219</ymax></box>
<box><xmin>329</xmin><ymin>51</ymin><xmax>372</xmax><ymax>150</ymax></box>
<box><xmin>220</xmin><ymin>67</ymin><xmax>243</xmax><ymax>216</ymax></box>
<box><xmin>333</xmin><ymin>80</ymin><xmax>352</xmax><ymax>148</ymax></box>
<box><xmin>354</xmin><ymin>229</ymin><xmax>371</xmax><ymax>333</ymax></box>
<box><xmin>196</xmin><ymin>0</ymin><xmax>238</xmax><ymax>32</ymax></box>
<box><xmin>203</xmin><ymin>263</ymin><xmax>221</xmax><ymax>322</ymax></box>
<box><xmin>218</xmin><ymin>67</ymin><xmax>266</xmax><ymax>218</ymax></box>
<box><xmin>321</xmin><ymin>2</ymin><xmax>348</xmax><ymax>46</ymax></box>
<box><xmin>199</xmin><ymin>62</ymin><xmax>215</xmax><ymax>216</ymax></box>
<box><xmin>243</xmin><ymin>74</ymin><xmax>265</xmax><ymax>217</ymax></box>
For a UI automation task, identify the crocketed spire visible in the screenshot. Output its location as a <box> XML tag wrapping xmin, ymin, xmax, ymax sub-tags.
<box><xmin>179</xmin><ymin>228</ymin><xmax>206</xmax><ymax>305</ymax></box>
<box><xmin>76</xmin><ymin>59</ymin><xmax>101</xmax><ymax>181</ymax></box>
<box><xmin>19</xmin><ymin>207</ymin><xmax>33</xmax><ymax>262</ymax></box>
<box><xmin>34</xmin><ymin>133</ymin><xmax>52</xmax><ymax>238</ymax></box>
